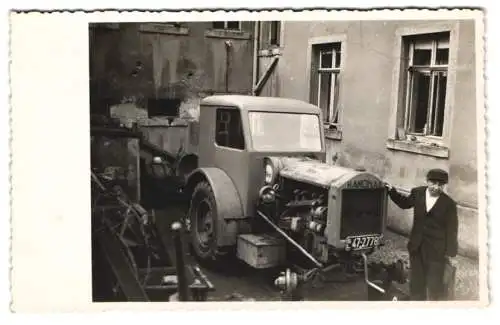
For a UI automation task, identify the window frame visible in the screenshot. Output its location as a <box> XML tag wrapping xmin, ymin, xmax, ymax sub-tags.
<box><xmin>205</xmin><ymin>22</ymin><xmax>250</xmax><ymax>40</ymax></box>
<box><xmin>316</xmin><ymin>44</ymin><xmax>342</xmax><ymax>127</ymax></box>
<box><xmin>387</xmin><ymin>23</ymin><xmax>459</xmax><ymax>158</ymax></box>
<box><xmin>403</xmin><ymin>33</ymin><xmax>450</xmax><ymax>141</ymax></box>
<box><xmin>258</xmin><ymin>21</ymin><xmax>284</xmax><ymax>55</ymax></box>
<box><xmin>212</xmin><ymin>21</ymin><xmax>241</xmax><ymax>31</ymax></box>
<box><xmin>306</xmin><ymin>35</ymin><xmax>346</xmax><ymax>140</ymax></box>
<box><xmin>214</xmin><ymin>108</ymin><xmax>246</xmax><ymax>151</ymax></box>
<box><xmin>269</xmin><ymin>21</ymin><xmax>280</xmax><ymax>46</ymax></box>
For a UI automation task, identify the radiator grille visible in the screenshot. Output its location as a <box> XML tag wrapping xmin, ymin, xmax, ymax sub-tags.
<box><xmin>340</xmin><ymin>188</ymin><xmax>384</xmax><ymax>238</ymax></box>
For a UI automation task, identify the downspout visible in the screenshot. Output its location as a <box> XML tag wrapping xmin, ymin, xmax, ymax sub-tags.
<box><xmin>225</xmin><ymin>40</ymin><xmax>231</xmax><ymax>93</ymax></box>
<box><xmin>252</xmin><ymin>21</ymin><xmax>260</xmax><ymax>96</ymax></box>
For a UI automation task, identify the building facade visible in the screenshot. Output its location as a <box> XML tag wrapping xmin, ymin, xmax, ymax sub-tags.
<box><xmin>256</xmin><ymin>20</ymin><xmax>479</xmax><ymax>258</ymax></box>
<box><xmin>89</xmin><ymin>21</ymin><xmax>256</xmax><ymax>120</ymax></box>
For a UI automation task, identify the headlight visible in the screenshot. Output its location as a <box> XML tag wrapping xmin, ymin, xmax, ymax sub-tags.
<box><xmin>263</xmin><ymin>157</ymin><xmax>282</xmax><ymax>185</ymax></box>
<box><xmin>264</xmin><ymin>163</ymin><xmax>274</xmax><ymax>184</ymax></box>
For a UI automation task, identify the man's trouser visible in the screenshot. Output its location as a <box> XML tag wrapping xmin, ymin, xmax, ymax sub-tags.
<box><xmin>409</xmin><ymin>246</ymin><xmax>446</xmax><ymax>301</ymax></box>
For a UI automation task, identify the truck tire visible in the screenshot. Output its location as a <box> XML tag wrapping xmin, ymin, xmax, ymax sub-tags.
<box><xmin>188</xmin><ymin>181</ymin><xmax>223</xmax><ymax>262</ymax></box>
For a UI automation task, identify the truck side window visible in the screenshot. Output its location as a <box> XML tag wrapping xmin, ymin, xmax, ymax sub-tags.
<box><xmin>215</xmin><ymin>108</ymin><xmax>245</xmax><ymax>150</ymax></box>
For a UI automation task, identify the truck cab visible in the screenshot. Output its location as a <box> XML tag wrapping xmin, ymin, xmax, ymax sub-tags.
<box><xmin>194</xmin><ymin>95</ymin><xmax>326</xmax><ymax>218</ymax></box>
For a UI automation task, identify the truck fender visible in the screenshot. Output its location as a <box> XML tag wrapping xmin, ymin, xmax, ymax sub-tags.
<box><xmin>177</xmin><ymin>154</ymin><xmax>198</xmax><ymax>181</ymax></box>
<box><xmin>185</xmin><ymin>167</ymin><xmax>244</xmax><ymax>247</ymax></box>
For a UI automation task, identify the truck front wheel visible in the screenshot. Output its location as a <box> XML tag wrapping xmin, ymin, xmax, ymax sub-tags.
<box><xmin>188</xmin><ymin>182</ymin><xmax>222</xmax><ymax>262</ymax></box>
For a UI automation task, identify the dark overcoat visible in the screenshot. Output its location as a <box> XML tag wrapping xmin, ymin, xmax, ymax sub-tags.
<box><xmin>388</xmin><ymin>186</ymin><xmax>458</xmax><ymax>260</ymax></box>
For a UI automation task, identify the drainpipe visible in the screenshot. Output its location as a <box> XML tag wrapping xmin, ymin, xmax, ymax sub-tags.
<box><xmin>252</xmin><ymin>21</ymin><xmax>260</xmax><ymax>96</ymax></box>
<box><xmin>225</xmin><ymin>40</ymin><xmax>232</xmax><ymax>93</ymax></box>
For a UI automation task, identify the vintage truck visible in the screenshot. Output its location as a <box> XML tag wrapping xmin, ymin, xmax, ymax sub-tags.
<box><xmin>142</xmin><ymin>95</ymin><xmax>406</xmax><ymax>294</ymax></box>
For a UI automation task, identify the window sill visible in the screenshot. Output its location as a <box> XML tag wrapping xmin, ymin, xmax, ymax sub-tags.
<box><xmin>324</xmin><ymin>127</ymin><xmax>342</xmax><ymax>140</ymax></box>
<box><xmin>139</xmin><ymin>24</ymin><xmax>189</xmax><ymax>36</ymax></box>
<box><xmin>205</xmin><ymin>29</ymin><xmax>251</xmax><ymax>40</ymax></box>
<box><xmin>386</xmin><ymin>138</ymin><xmax>449</xmax><ymax>158</ymax></box>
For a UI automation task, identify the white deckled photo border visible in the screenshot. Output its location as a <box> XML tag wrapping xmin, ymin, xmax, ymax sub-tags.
<box><xmin>6</xmin><ymin>5</ymin><xmax>492</xmax><ymax>318</ymax></box>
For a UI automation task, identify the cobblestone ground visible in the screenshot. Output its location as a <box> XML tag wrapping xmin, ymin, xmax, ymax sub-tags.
<box><xmin>369</xmin><ymin>230</ymin><xmax>480</xmax><ymax>301</ymax></box>
<box><xmin>155</xmin><ymin>208</ymin><xmax>480</xmax><ymax>301</ymax></box>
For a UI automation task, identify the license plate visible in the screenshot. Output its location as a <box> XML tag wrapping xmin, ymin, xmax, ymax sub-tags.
<box><xmin>345</xmin><ymin>234</ymin><xmax>381</xmax><ymax>251</ymax></box>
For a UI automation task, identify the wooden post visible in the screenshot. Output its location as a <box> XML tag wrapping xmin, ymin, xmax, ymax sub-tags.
<box><xmin>172</xmin><ymin>222</ymin><xmax>189</xmax><ymax>301</ymax></box>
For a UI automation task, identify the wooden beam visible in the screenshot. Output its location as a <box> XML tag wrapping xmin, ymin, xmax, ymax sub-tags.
<box><xmin>253</xmin><ymin>56</ymin><xmax>279</xmax><ymax>96</ymax></box>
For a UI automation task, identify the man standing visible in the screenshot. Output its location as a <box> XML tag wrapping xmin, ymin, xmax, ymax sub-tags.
<box><xmin>385</xmin><ymin>168</ymin><xmax>459</xmax><ymax>301</ymax></box>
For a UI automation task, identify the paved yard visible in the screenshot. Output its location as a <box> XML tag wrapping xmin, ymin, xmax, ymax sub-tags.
<box><xmin>155</xmin><ymin>208</ymin><xmax>480</xmax><ymax>301</ymax></box>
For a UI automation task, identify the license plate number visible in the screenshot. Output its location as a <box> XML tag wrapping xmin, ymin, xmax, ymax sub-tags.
<box><xmin>345</xmin><ymin>235</ymin><xmax>381</xmax><ymax>250</ymax></box>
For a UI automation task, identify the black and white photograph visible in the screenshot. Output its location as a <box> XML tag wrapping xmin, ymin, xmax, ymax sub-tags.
<box><xmin>7</xmin><ymin>7</ymin><xmax>489</xmax><ymax>313</ymax></box>
<box><xmin>87</xmin><ymin>15</ymin><xmax>484</xmax><ymax>303</ymax></box>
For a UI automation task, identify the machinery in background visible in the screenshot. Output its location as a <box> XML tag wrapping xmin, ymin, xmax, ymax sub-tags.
<box><xmin>90</xmin><ymin>119</ymin><xmax>214</xmax><ymax>302</ymax></box>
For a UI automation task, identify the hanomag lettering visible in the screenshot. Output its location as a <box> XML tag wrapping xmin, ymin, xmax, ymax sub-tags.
<box><xmin>344</xmin><ymin>179</ymin><xmax>382</xmax><ymax>189</ymax></box>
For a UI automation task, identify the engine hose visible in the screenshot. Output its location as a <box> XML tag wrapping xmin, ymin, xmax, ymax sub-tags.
<box><xmin>256</xmin><ymin>210</ymin><xmax>323</xmax><ymax>268</ymax></box>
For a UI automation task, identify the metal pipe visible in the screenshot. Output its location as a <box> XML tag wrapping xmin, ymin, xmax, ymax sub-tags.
<box><xmin>256</xmin><ymin>210</ymin><xmax>323</xmax><ymax>268</ymax></box>
<box><xmin>361</xmin><ymin>253</ymin><xmax>386</xmax><ymax>294</ymax></box>
<box><xmin>172</xmin><ymin>222</ymin><xmax>190</xmax><ymax>301</ymax></box>
<box><xmin>225</xmin><ymin>40</ymin><xmax>231</xmax><ymax>93</ymax></box>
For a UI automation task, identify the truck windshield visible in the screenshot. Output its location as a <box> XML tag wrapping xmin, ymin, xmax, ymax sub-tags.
<box><xmin>248</xmin><ymin>111</ymin><xmax>322</xmax><ymax>152</ymax></box>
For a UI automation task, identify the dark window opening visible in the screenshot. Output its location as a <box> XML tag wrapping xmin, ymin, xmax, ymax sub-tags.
<box><xmin>310</xmin><ymin>42</ymin><xmax>342</xmax><ymax>126</ymax></box>
<box><xmin>212</xmin><ymin>21</ymin><xmax>240</xmax><ymax>30</ymax></box>
<box><xmin>215</xmin><ymin>108</ymin><xmax>245</xmax><ymax>150</ymax></box>
<box><xmin>212</xmin><ymin>21</ymin><xmax>225</xmax><ymax>29</ymax></box>
<box><xmin>270</xmin><ymin>21</ymin><xmax>280</xmax><ymax>46</ymax></box>
<box><xmin>413</xmin><ymin>49</ymin><xmax>432</xmax><ymax>65</ymax></box>
<box><xmin>409</xmin><ymin>71</ymin><xmax>431</xmax><ymax>134</ymax></box>
<box><xmin>432</xmin><ymin>72</ymin><xmax>447</xmax><ymax>136</ymax></box>
<box><xmin>436</xmin><ymin>48</ymin><xmax>449</xmax><ymax>65</ymax></box>
<box><xmin>147</xmin><ymin>98</ymin><xmax>181</xmax><ymax>118</ymax></box>
<box><xmin>226</xmin><ymin>21</ymin><xmax>240</xmax><ymax>30</ymax></box>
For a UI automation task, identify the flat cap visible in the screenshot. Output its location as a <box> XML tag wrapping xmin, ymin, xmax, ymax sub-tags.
<box><xmin>426</xmin><ymin>168</ymin><xmax>448</xmax><ymax>184</ymax></box>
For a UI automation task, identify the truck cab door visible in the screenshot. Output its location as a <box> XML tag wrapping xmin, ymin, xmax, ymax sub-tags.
<box><xmin>212</xmin><ymin>108</ymin><xmax>249</xmax><ymax>207</ymax></box>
